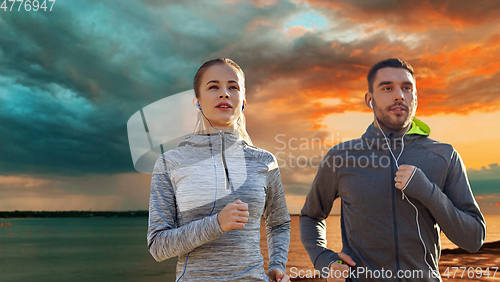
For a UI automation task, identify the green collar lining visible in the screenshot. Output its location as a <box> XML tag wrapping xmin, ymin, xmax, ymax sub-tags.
<box><xmin>407</xmin><ymin>117</ymin><xmax>431</xmax><ymax>136</ymax></box>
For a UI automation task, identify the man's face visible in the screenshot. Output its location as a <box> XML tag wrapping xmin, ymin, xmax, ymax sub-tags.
<box><xmin>369</xmin><ymin>67</ymin><xmax>417</xmax><ymax>133</ymax></box>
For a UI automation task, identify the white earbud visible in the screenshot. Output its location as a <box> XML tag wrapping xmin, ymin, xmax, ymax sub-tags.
<box><xmin>369</xmin><ymin>100</ymin><xmax>373</xmax><ymax>109</ymax></box>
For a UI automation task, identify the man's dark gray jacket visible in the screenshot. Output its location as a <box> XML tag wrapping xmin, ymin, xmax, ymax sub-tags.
<box><xmin>300</xmin><ymin>118</ymin><xmax>485</xmax><ymax>281</ymax></box>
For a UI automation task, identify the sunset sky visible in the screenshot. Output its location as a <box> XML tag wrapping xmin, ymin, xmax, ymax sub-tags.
<box><xmin>1</xmin><ymin>0</ymin><xmax>499</xmax><ymax>214</ymax></box>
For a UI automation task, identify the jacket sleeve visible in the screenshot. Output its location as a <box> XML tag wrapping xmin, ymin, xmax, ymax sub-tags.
<box><xmin>263</xmin><ymin>155</ymin><xmax>291</xmax><ymax>275</ymax></box>
<box><xmin>147</xmin><ymin>155</ymin><xmax>225</xmax><ymax>262</ymax></box>
<box><xmin>402</xmin><ymin>149</ymin><xmax>486</xmax><ymax>253</ymax></box>
<box><xmin>299</xmin><ymin>149</ymin><xmax>341</xmax><ymax>274</ymax></box>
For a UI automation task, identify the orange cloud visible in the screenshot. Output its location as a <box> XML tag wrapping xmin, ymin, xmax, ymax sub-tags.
<box><xmin>243</xmin><ymin>27</ymin><xmax>500</xmax><ymax>120</ymax></box>
<box><xmin>286</xmin><ymin>25</ymin><xmax>311</xmax><ymax>38</ymax></box>
<box><xmin>228</xmin><ymin>0</ymin><xmax>495</xmax><ymax>118</ymax></box>
<box><xmin>250</xmin><ymin>0</ymin><xmax>277</xmax><ymax>8</ymax></box>
<box><xmin>306</xmin><ymin>0</ymin><xmax>500</xmax><ymax>32</ymax></box>
<box><xmin>222</xmin><ymin>0</ymin><xmax>276</xmax><ymax>8</ymax></box>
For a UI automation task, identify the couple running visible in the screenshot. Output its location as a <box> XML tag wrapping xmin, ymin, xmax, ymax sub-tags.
<box><xmin>147</xmin><ymin>58</ymin><xmax>485</xmax><ymax>281</ymax></box>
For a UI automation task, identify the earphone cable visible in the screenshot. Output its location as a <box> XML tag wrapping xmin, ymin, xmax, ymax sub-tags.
<box><xmin>374</xmin><ymin>118</ymin><xmax>439</xmax><ymax>278</ymax></box>
<box><xmin>176</xmin><ymin>114</ymin><xmax>241</xmax><ymax>282</ymax></box>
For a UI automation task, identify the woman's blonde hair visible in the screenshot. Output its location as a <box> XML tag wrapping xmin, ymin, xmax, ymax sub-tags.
<box><xmin>193</xmin><ymin>58</ymin><xmax>252</xmax><ymax>145</ymax></box>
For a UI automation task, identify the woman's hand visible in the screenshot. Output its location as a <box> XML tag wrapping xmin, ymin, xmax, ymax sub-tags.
<box><xmin>217</xmin><ymin>200</ymin><xmax>249</xmax><ymax>232</ymax></box>
<box><xmin>269</xmin><ymin>268</ymin><xmax>290</xmax><ymax>282</ymax></box>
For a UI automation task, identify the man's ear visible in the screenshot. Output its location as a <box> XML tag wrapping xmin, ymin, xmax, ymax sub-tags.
<box><xmin>365</xmin><ymin>92</ymin><xmax>372</xmax><ymax>109</ymax></box>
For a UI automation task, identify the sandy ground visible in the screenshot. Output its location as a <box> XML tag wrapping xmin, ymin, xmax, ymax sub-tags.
<box><xmin>259</xmin><ymin>217</ymin><xmax>500</xmax><ymax>282</ymax></box>
<box><xmin>280</xmin><ymin>241</ymin><xmax>500</xmax><ymax>281</ymax></box>
<box><xmin>436</xmin><ymin>241</ymin><xmax>500</xmax><ymax>281</ymax></box>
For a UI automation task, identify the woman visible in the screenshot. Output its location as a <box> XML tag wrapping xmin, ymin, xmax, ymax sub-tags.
<box><xmin>147</xmin><ymin>58</ymin><xmax>291</xmax><ymax>282</ymax></box>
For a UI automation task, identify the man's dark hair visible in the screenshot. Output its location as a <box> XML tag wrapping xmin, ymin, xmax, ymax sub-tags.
<box><xmin>367</xmin><ymin>58</ymin><xmax>414</xmax><ymax>93</ymax></box>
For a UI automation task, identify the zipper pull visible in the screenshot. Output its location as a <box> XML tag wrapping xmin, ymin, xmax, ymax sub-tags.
<box><xmin>224</xmin><ymin>169</ymin><xmax>230</xmax><ymax>190</ymax></box>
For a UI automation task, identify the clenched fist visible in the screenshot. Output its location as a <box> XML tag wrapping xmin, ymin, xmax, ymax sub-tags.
<box><xmin>217</xmin><ymin>200</ymin><xmax>249</xmax><ymax>232</ymax></box>
<box><xmin>394</xmin><ymin>165</ymin><xmax>417</xmax><ymax>190</ymax></box>
<box><xmin>269</xmin><ymin>268</ymin><xmax>290</xmax><ymax>282</ymax></box>
<box><xmin>327</xmin><ymin>252</ymin><xmax>356</xmax><ymax>282</ymax></box>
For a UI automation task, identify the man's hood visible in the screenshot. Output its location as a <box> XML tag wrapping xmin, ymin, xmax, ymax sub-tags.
<box><xmin>407</xmin><ymin>117</ymin><xmax>431</xmax><ymax>136</ymax></box>
<box><xmin>361</xmin><ymin>117</ymin><xmax>430</xmax><ymax>149</ymax></box>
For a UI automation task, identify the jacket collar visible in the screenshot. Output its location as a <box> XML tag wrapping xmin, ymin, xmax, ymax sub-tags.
<box><xmin>361</xmin><ymin>117</ymin><xmax>430</xmax><ymax>149</ymax></box>
<box><xmin>178</xmin><ymin>131</ymin><xmax>246</xmax><ymax>150</ymax></box>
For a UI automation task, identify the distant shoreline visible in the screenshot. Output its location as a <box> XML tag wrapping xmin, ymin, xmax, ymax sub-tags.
<box><xmin>0</xmin><ymin>211</ymin><xmax>148</xmax><ymax>218</ymax></box>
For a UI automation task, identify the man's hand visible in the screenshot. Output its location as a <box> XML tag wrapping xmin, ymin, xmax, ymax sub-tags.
<box><xmin>269</xmin><ymin>268</ymin><xmax>290</xmax><ymax>282</ymax></box>
<box><xmin>395</xmin><ymin>165</ymin><xmax>416</xmax><ymax>190</ymax></box>
<box><xmin>327</xmin><ymin>252</ymin><xmax>356</xmax><ymax>282</ymax></box>
<box><xmin>217</xmin><ymin>200</ymin><xmax>249</xmax><ymax>232</ymax></box>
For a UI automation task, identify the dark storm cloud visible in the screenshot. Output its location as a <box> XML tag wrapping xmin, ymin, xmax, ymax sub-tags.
<box><xmin>2</xmin><ymin>0</ymin><xmax>500</xmax><ymax>180</ymax></box>
<box><xmin>0</xmin><ymin>0</ymin><xmax>302</xmax><ymax>176</ymax></box>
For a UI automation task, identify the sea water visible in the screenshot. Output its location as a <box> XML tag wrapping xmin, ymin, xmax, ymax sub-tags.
<box><xmin>0</xmin><ymin>217</ymin><xmax>175</xmax><ymax>282</ymax></box>
<box><xmin>0</xmin><ymin>215</ymin><xmax>498</xmax><ymax>281</ymax></box>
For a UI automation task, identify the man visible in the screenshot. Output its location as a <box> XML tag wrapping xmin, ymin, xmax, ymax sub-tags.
<box><xmin>300</xmin><ymin>58</ymin><xmax>485</xmax><ymax>281</ymax></box>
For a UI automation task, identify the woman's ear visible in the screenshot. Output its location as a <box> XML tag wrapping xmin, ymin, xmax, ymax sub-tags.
<box><xmin>193</xmin><ymin>98</ymin><xmax>201</xmax><ymax>110</ymax></box>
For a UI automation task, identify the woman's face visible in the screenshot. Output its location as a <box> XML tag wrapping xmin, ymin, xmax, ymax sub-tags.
<box><xmin>197</xmin><ymin>63</ymin><xmax>246</xmax><ymax>130</ymax></box>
